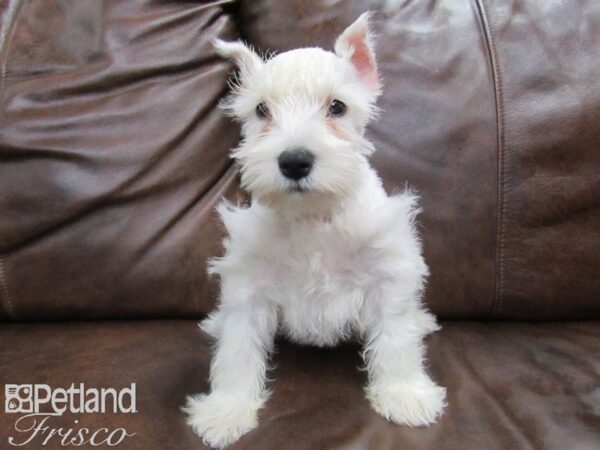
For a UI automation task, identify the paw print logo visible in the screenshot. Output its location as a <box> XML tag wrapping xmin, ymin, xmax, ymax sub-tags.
<box><xmin>5</xmin><ymin>385</ymin><xmax>33</xmax><ymax>413</ymax></box>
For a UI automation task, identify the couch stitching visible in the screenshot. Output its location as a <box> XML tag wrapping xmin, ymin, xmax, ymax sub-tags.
<box><xmin>474</xmin><ymin>0</ymin><xmax>506</xmax><ymax>319</ymax></box>
<box><xmin>0</xmin><ymin>0</ymin><xmax>23</xmax><ymax>98</ymax></box>
<box><xmin>0</xmin><ymin>0</ymin><xmax>23</xmax><ymax>322</ymax></box>
<box><xmin>0</xmin><ymin>255</ymin><xmax>16</xmax><ymax>320</ymax></box>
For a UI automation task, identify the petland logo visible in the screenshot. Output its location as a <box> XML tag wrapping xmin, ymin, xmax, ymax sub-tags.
<box><xmin>4</xmin><ymin>384</ymin><xmax>136</xmax><ymax>447</ymax></box>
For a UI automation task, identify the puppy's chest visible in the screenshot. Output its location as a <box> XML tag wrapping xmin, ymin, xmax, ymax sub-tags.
<box><xmin>262</xmin><ymin>224</ymin><xmax>379</xmax><ymax>345</ymax></box>
<box><xmin>270</xmin><ymin>224</ymin><xmax>375</xmax><ymax>291</ymax></box>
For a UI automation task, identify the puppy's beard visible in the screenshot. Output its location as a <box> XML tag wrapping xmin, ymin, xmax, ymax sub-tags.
<box><xmin>266</xmin><ymin>191</ymin><xmax>342</xmax><ymax>221</ymax></box>
<box><xmin>285</xmin><ymin>179</ymin><xmax>310</xmax><ymax>194</ymax></box>
<box><xmin>248</xmin><ymin>179</ymin><xmax>361</xmax><ymax>222</ymax></box>
<box><xmin>239</xmin><ymin>152</ymin><xmax>367</xmax><ymax>219</ymax></box>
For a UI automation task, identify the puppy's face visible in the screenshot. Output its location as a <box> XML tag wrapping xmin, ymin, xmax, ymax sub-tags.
<box><xmin>216</xmin><ymin>13</ymin><xmax>380</xmax><ymax>208</ymax></box>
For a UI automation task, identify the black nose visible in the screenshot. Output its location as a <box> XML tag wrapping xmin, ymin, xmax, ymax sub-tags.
<box><xmin>278</xmin><ymin>148</ymin><xmax>314</xmax><ymax>181</ymax></box>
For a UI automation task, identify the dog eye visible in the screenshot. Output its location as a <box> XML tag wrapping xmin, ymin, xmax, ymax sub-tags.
<box><xmin>255</xmin><ymin>102</ymin><xmax>270</xmax><ymax>119</ymax></box>
<box><xmin>328</xmin><ymin>99</ymin><xmax>347</xmax><ymax>117</ymax></box>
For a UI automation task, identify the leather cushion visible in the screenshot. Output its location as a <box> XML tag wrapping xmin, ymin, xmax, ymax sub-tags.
<box><xmin>0</xmin><ymin>320</ymin><xmax>598</xmax><ymax>449</ymax></box>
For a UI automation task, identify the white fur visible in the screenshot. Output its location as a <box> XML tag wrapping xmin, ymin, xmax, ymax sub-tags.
<box><xmin>183</xmin><ymin>13</ymin><xmax>446</xmax><ymax>448</ymax></box>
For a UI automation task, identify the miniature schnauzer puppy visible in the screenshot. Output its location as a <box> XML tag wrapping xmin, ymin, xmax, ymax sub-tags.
<box><xmin>184</xmin><ymin>13</ymin><xmax>446</xmax><ymax>448</ymax></box>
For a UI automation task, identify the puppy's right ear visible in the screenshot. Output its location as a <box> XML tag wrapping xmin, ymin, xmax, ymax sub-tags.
<box><xmin>334</xmin><ymin>12</ymin><xmax>379</xmax><ymax>93</ymax></box>
<box><xmin>213</xmin><ymin>39</ymin><xmax>262</xmax><ymax>75</ymax></box>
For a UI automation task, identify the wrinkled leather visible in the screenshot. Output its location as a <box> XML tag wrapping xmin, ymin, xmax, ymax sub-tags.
<box><xmin>0</xmin><ymin>320</ymin><xmax>598</xmax><ymax>449</ymax></box>
<box><xmin>1</xmin><ymin>0</ymin><xmax>599</xmax><ymax>321</ymax></box>
<box><xmin>478</xmin><ymin>0</ymin><xmax>600</xmax><ymax>319</ymax></box>
<box><xmin>0</xmin><ymin>0</ymin><xmax>243</xmax><ymax>321</ymax></box>
<box><xmin>240</xmin><ymin>0</ymin><xmax>499</xmax><ymax>320</ymax></box>
<box><xmin>1</xmin><ymin>2</ymin><xmax>599</xmax><ymax>449</ymax></box>
<box><xmin>239</xmin><ymin>0</ymin><xmax>600</xmax><ymax>319</ymax></box>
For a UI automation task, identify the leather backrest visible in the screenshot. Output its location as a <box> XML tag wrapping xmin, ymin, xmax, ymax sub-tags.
<box><xmin>242</xmin><ymin>0</ymin><xmax>498</xmax><ymax>319</ymax></box>
<box><xmin>240</xmin><ymin>0</ymin><xmax>600</xmax><ymax>320</ymax></box>
<box><xmin>1</xmin><ymin>0</ymin><xmax>599</xmax><ymax>321</ymax></box>
<box><xmin>0</xmin><ymin>0</ymin><xmax>243</xmax><ymax>321</ymax></box>
<box><xmin>477</xmin><ymin>0</ymin><xmax>600</xmax><ymax>319</ymax></box>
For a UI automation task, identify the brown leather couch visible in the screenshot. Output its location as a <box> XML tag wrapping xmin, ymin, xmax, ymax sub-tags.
<box><xmin>1</xmin><ymin>1</ymin><xmax>599</xmax><ymax>449</ymax></box>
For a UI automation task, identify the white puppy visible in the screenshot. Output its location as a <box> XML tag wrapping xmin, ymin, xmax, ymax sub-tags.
<box><xmin>184</xmin><ymin>13</ymin><xmax>446</xmax><ymax>448</ymax></box>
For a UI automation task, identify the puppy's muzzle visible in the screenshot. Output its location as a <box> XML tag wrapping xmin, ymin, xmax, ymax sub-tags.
<box><xmin>278</xmin><ymin>148</ymin><xmax>314</xmax><ymax>181</ymax></box>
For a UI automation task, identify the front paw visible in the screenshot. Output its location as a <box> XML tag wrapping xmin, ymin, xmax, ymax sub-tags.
<box><xmin>366</xmin><ymin>377</ymin><xmax>446</xmax><ymax>427</ymax></box>
<box><xmin>182</xmin><ymin>393</ymin><xmax>260</xmax><ymax>448</ymax></box>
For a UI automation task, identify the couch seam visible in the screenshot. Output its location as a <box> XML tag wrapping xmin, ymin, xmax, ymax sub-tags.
<box><xmin>0</xmin><ymin>0</ymin><xmax>23</xmax><ymax>322</ymax></box>
<box><xmin>0</xmin><ymin>0</ymin><xmax>22</xmax><ymax>98</ymax></box>
<box><xmin>474</xmin><ymin>0</ymin><xmax>506</xmax><ymax>319</ymax></box>
<box><xmin>0</xmin><ymin>255</ymin><xmax>16</xmax><ymax>320</ymax></box>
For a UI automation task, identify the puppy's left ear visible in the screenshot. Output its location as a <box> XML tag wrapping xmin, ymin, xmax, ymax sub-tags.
<box><xmin>334</xmin><ymin>12</ymin><xmax>380</xmax><ymax>93</ymax></box>
<box><xmin>213</xmin><ymin>39</ymin><xmax>263</xmax><ymax>76</ymax></box>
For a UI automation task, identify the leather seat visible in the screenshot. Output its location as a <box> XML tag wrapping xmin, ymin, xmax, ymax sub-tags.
<box><xmin>1</xmin><ymin>321</ymin><xmax>598</xmax><ymax>449</ymax></box>
<box><xmin>1</xmin><ymin>1</ymin><xmax>598</xmax><ymax>448</ymax></box>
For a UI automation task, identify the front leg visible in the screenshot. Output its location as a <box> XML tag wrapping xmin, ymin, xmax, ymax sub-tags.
<box><xmin>183</xmin><ymin>286</ymin><xmax>277</xmax><ymax>448</ymax></box>
<box><xmin>363</xmin><ymin>287</ymin><xmax>446</xmax><ymax>427</ymax></box>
